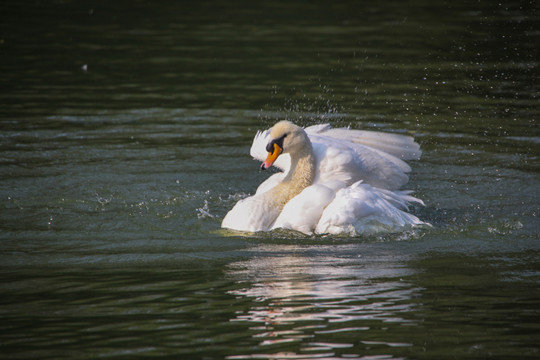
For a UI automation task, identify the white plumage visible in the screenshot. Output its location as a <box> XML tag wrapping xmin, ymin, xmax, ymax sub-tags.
<box><xmin>222</xmin><ymin>121</ymin><xmax>428</xmax><ymax>235</ymax></box>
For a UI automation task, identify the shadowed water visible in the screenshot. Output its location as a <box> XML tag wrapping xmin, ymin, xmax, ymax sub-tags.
<box><xmin>1</xmin><ymin>0</ymin><xmax>539</xmax><ymax>359</ymax></box>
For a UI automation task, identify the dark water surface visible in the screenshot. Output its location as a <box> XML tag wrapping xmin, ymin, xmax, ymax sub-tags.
<box><xmin>1</xmin><ymin>0</ymin><xmax>539</xmax><ymax>359</ymax></box>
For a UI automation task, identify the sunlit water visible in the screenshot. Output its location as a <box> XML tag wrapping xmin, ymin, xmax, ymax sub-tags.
<box><xmin>1</xmin><ymin>0</ymin><xmax>539</xmax><ymax>359</ymax></box>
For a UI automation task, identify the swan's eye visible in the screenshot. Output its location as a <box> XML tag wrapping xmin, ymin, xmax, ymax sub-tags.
<box><xmin>266</xmin><ymin>134</ymin><xmax>287</xmax><ymax>154</ymax></box>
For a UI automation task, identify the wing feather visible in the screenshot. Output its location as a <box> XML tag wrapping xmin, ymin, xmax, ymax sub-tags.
<box><xmin>306</xmin><ymin>124</ymin><xmax>421</xmax><ymax>160</ymax></box>
<box><xmin>249</xmin><ymin>123</ymin><xmax>422</xmax><ymax>190</ymax></box>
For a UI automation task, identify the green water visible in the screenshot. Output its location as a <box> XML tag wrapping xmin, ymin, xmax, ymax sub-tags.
<box><xmin>1</xmin><ymin>0</ymin><xmax>539</xmax><ymax>359</ymax></box>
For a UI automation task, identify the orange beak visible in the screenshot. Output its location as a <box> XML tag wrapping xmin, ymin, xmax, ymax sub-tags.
<box><xmin>261</xmin><ymin>143</ymin><xmax>283</xmax><ymax>170</ymax></box>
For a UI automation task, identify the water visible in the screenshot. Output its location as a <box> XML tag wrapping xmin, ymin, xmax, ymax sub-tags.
<box><xmin>1</xmin><ymin>0</ymin><xmax>539</xmax><ymax>358</ymax></box>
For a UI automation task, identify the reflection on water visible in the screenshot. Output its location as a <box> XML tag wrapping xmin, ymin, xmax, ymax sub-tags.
<box><xmin>226</xmin><ymin>244</ymin><xmax>419</xmax><ymax>359</ymax></box>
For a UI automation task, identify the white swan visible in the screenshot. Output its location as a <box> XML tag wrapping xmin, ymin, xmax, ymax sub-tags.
<box><xmin>222</xmin><ymin>121</ymin><xmax>428</xmax><ymax>235</ymax></box>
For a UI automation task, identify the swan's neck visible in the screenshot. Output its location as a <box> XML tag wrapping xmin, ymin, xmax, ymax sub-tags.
<box><xmin>285</xmin><ymin>147</ymin><xmax>315</xmax><ymax>191</ymax></box>
<box><xmin>270</xmin><ymin>143</ymin><xmax>316</xmax><ymax>208</ymax></box>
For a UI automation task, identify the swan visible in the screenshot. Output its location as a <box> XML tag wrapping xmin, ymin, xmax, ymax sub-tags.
<box><xmin>222</xmin><ymin>121</ymin><xmax>428</xmax><ymax>235</ymax></box>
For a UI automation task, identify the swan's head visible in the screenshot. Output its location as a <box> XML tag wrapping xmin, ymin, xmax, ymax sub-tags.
<box><xmin>261</xmin><ymin>121</ymin><xmax>310</xmax><ymax>170</ymax></box>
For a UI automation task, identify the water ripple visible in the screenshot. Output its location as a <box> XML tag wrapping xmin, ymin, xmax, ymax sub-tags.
<box><xmin>226</xmin><ymin>248</ymin><xmax>419</xmax><ymax>359</ymax></box>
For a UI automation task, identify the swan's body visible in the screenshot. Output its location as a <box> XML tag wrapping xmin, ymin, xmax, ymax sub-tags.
<box><xmin>222</xmin><ymin>121</ymin><xmax>427</xmax><ymax>235</ymax></box>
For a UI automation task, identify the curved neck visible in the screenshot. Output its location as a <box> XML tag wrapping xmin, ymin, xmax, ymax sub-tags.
<box><xmin>268</xmin><ymin>140</ymin><xmax>316</xmax><ymax>209</ymax></box>
<box><xmin>284</xmin><ymin>144</ymin><xmax>316</xmax><ymax>192</ymax></box>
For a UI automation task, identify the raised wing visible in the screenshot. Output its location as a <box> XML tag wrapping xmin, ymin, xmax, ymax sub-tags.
<box><xmin>250</xmin><ymin>123</ymin><xmax>422</xmax><ymax>190</ymax></box>
<box><xmin>305</xmin><ymin>124</ymin><xmax>421</xmax><ymax>160</ymax></box>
